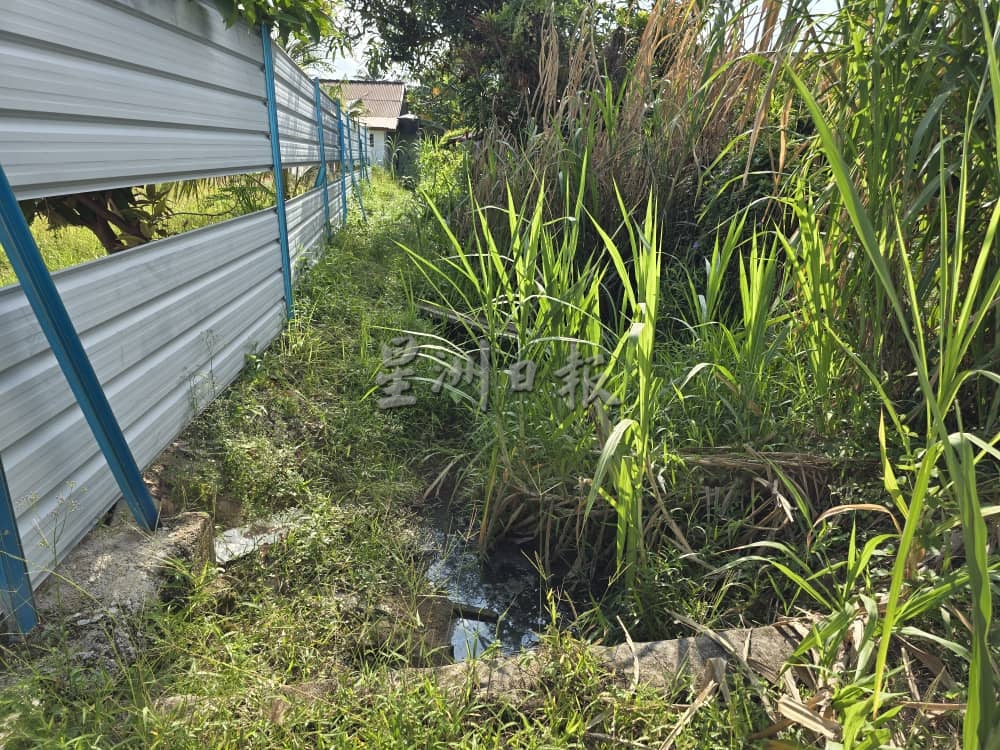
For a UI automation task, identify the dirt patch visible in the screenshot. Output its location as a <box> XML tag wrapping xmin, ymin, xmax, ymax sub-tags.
<box><xmin>25</xmin><ymin>512</ymin><xmax>214</xmax><ymax>671</ymax></box>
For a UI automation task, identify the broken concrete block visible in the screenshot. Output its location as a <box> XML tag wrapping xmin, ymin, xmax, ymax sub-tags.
<box><xmin>214</xmin><ymin>510</ymin><xmax>304</xmax><ymax>565</ymax></box>
<box><xmin>417</xmin><ymin>623</ymin><xmax>802</xmax><ymax>701</ymax></box>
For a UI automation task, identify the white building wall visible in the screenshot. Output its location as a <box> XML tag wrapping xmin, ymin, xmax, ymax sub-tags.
<box><xmin>367</xmin><ymin>128</ymin><xmax>388</xmax><ymax>166</ymax></box>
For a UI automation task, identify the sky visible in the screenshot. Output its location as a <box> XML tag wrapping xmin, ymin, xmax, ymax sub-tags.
<box><xmin>325</xmin><ymin>40</ymin><xmax>368</xmax><ymax>79</ymax></box>
<box><xmin>304</xmin><ymin>43</ymin><xmax>366</xmax><ymax>80</ymax></box>
<box><xmin>330</xmin><ymin>53</ymin><xmax>365</xmax><ymax>78</ymax></box>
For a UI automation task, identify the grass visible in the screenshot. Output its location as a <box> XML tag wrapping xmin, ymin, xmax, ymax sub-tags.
<box><xmin>0</xmin><ymin>173</ymin><xmax>793</xmax><ymax>749</ymax></box>
<box><xmin>0</xmin><ymin>217</ymin><xmax>104</xmax><ymax>287</ymax></box>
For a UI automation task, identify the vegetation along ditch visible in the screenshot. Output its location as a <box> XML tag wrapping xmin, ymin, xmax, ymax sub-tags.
<box><xmin>0</xmin><ymin>0</ymin><xmax>998</xmax><ymax>747</ymax></box>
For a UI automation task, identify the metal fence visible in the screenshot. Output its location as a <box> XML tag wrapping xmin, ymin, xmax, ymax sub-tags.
<box><xmin>0</xmin><ymin>0</ymin><xmax>369</xmax><ymax>631</ymax></box>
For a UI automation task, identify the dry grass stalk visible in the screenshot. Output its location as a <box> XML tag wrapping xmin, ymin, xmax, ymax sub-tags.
<box><xmin>469</xmin><ymin>0</ymin><xmax>784</xmax><ymax>255</ymax></box>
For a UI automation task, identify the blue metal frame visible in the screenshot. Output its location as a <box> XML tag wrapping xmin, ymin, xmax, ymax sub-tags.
<box><xmin>335</xmin><ymin>100</ymin><xmax>349</xmax><ymax>224</ymax></box>
<box><xmin>0</xmin><ymin>456</ymin><xmax>37</xmax><ymax>634</ymax></box>
<box><xmin>261</xmin><ymin>27</ymin><xmax>294</xmax><ymax>320</ymax></box>
<box><xmin>0</xmin><ymin>164</ymin><xmax>159</xmax><ymax>535</ymax></box>
<box><xmin>358</xmin><ymin>123</ymin><xmax>369</xmax><ymax>180</ymax></box>
<box><xmin>312</xmin><ymin>79</ymin><xmax>332</xmax><ymax>241</ymax></box>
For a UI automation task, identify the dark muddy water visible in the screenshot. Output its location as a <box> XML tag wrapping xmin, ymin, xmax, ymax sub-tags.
<box><xmin>422</xmin><ymin>504</ymin><xmax>561</xmax><ymax>660</ymax></box>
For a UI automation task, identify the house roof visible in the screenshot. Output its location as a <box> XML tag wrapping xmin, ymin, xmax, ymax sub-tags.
<box><xmin>322</xmin><ymin>79</ymin><xmax>406</xmax><ymax>131</ymax></box>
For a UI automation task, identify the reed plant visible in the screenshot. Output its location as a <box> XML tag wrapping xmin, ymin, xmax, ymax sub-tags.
<box><xmin>787</xmin><ymin>77</ymin><xmax>1000</xmax><ymax>750</ymax></box>
<box><xmin>585</xmin><ymin>190</ymin><xmax>665</xmax><ymax>584</ymax></box>
<box><xmin>399</xmin><ymin>162</ymin><xmax>689</xmax><ymax>588</ymax></box>
<box><xmin>464</xmin><ymin>0</ymin><xmax>794</xmax><ymax>269</ymax></box>
<box><xmin>746</xmin><ymin>1</ymin><xmax>1000</xmax><ymax>744</ymax></box>
<box><xmin>400</xmin><ymin>167</ymin><xmax>609</xmax><ymax>562</ymax></box>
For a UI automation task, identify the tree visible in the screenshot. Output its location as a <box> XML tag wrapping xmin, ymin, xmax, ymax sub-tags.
<box><xmin>22</xmin><ymin>187</ymin><xmax>173</xmax><ymax>254</ymax></box>
<box><xmin>346</xmin><ymin>0</ymin><xmax>640</xmax><ymax>130</ymax></box>
<box><xmin>343</xmin><ymin>0</ymin><xmax>504</xmax><ymax>74</ymax></box>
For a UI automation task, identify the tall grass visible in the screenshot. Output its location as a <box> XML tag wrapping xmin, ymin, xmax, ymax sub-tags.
<box><xmin>762</xmin><ymin>1</ymin><xmax>1000</xmax><ymax>745</ymax></box>
<box><xmin>405</xmin><ymin>0</ymin><xmax>998</xmax><ymax>742</ymax></box>
<box><xmin>463</xmin><ymin>0</ymin><xmax>793</xmax><ymax>265</ymax></box>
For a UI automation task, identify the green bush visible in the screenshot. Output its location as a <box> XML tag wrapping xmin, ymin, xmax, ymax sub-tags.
<box><xmin>416</xmin><ymin>136</ymin><xmax>467</xmax><ymax>221</ymax></box>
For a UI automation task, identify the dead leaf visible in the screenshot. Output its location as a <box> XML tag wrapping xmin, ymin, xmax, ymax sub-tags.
<box><xmin>776</xmin><ymin>695</ymin><xmax>842</xmax><ymax>741</ymax></box>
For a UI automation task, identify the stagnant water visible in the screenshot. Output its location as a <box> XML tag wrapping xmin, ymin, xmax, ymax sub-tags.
<box><xmin>421</xmin><ymin>504</ymin><xmax>562</xmax><ymax>660</ymax></box>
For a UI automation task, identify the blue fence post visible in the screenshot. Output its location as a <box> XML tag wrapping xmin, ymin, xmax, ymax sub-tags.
<box><xmin>0</xmin><ymin>164</ymin><xmax>159</xmax><ymax>532</ymax></box>
<box><xmin>0</xmin><ymin>455</ymin><xmax>37</xmax><ymax>634</ymax></box>
<box><xmin>344</xmin><ymin>113</ymin><xmax>354</xmax><ymax>178</ymax></box>
<box><xmin>365</xmin><ymin>125</ymin><xmax>371</xmax><ymax>176</ymax></box>
<box><xmin>365</xmin><ymin>126</ymin><xmax>371</xmax><ymax>178</ymax></box>
<box><xmin>358</xmin><ymin>124</ymin><xmax>365</xmax><ymax>176</ymax></box>
<box><xmin>335</xmin><ymin>100</ymin><xmax>349</xmax><ymax>225</ymax></box>
<box><xmin>356</xmin><ymin>119</ymin><xmax>368</xmax><ymax>219</ymax></box>
<box><xmin>358</xmin><ymin>123</ymin><xmax>369</xmax><ymax>180</ymax></box>
<box><xmin>312</xmin><ymin>79</ymin><xmax>332</xmax><ymax>241</ymax></box>
<box><xmin>260</xmin><ymin>26</ymin><xmax>294</xmax><ymax>320</ymax></box>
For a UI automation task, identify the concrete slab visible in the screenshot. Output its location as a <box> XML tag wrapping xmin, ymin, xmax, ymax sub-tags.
<box><xmin>404</xmin><ymin>622</ymin><xmax>803</xmax><ymax>701</ymax></box>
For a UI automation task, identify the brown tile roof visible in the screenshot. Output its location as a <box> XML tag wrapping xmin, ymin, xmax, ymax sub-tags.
<box><xmin>322</xmin><ymin>80</ymin><xmax>406</xmax><ymax>130</ymax></box>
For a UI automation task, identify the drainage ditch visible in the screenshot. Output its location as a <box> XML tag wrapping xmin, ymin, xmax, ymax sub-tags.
<box><xmin>421</xmin><ymin>503</ymin><xmax>564</xmax><ymax>661</ymax></box>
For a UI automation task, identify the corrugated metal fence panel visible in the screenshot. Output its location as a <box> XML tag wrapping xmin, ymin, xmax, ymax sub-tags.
<box><xmin>0</xmin><ymin>0</ymin><xmax>365</xmax><ymax>599</ymax></box>
<box><xmin>287</xmin><ymin>187</ymin><xmax>327</xmax><ymax>281</ymax></box>
<box><xmin>287</xmin><ymin>181</ymin><xmax>349</xmax><ymax>281</ymax></box>
<box><xmin>323</xmin><ymin>122</ymin><xmax>342</xmax><ymax>159</ymax></box>
<box><xmin>320</xmin><ymin>97</ymin><xmax>342</xmax><ymax>159</ymax></box>
<box><xmin>0</xmin><ymin>210</ymin><xmax>285</xmax><ymax>585</ymax></box>
<box><xmin>327</xmin><ymin>181</ymin><xmax>343</xmax><ymax>224</ymax></box>
<box><xmin>0</xmin><ymin>0</ymin><xmax>271</xmax><ymax>200</ymax></box>
<box><xmin>273</xmin><ymin>47</ymin><xmax>320</xmax><ymax>166</ymax></box>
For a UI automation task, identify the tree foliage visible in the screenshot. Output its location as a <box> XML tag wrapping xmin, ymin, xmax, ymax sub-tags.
<box><xmin>348</xmin><ymin>0</ymin><xmax>644</xmax><ymax>130</ymax></box>
<box><xmin>216</xmin><ymin>0</ymin><xmax>348</xmax><ymax>70</ymax></box>
<box><xmin>214</xmin><ymin>0</ymin><xmax>340</xmax><ymax>47</ymax></box>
